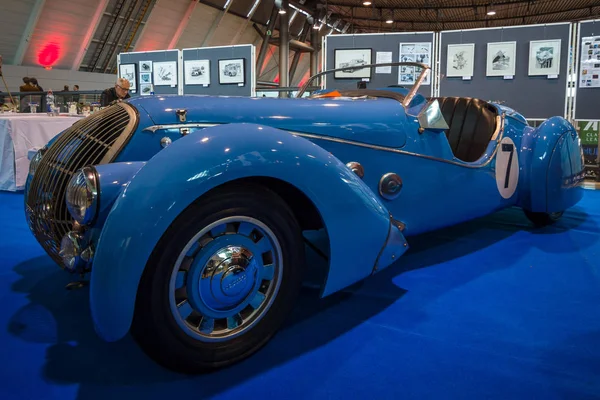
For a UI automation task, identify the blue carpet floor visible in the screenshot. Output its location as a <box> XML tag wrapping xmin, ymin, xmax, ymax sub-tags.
<box><xmin>1</xmin><ymin>190</ymin><xmax>599</xmax><ymax>400</ymax></box>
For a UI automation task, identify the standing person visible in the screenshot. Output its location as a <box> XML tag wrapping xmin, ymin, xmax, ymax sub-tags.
<box><xmin>29</xmin><ymin>78</ymin><xmax>43</xmax><ymax>91</ymax></box>
<box><xmin>72</xmin><ymin>84</ymin><xmax>80</xmax><ymax>103</ymax></box>
<box><xmin>100</xmin><ymin>78</ymin><xmax>130</xmax><ymax>106</ymax></box>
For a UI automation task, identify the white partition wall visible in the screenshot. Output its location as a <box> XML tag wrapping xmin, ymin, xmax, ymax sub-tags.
<box><xmin>323</xmin><ymin>32</ymin><xmax>437</xmax><ymax>97</ymax></box>
<box><xmin>438</xmin><ymin>23</ymin><xmax>572</xmax><ymax>119</ymax></box>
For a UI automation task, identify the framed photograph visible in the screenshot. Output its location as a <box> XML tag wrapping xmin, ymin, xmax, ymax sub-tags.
<box><xmin>333</xmin><ymin>48</ymin><xmax>372</xmax><ymax>79</ymax></box>
<box><xmin>118</xmin><ymin>63</ymin><xmax>137</xmax><ymax>90</ymax></box>
<box><xmin>140</xmin><ymin>83</ymin><xmax>153</xmax><ymax>96</ymax></box>
<box><xmin>487</xmin><ymin>41</ymin><xmax>517</xmax><ymax>76</ymax></box>
<box><xmin>446</xmin><ymin>43</ymin><xmax>475</xmax><ymax>77</ymax></box>
<box><xmin>529</xmin><ymin>39</ymin><xmax>561</xmax><ymax>76</ymax></box>
<box><xmin>218</xmin><ymin>58</ymin><xmax>245</xmax><ymax>84</ymax></box>
<box><xmin>140</xmin><ymin>72</ymin><xmax>152</xmax><ymax>84</ymax></box>
<box><xmin>139</xmin><ymin>60</ymin><xmax>152</xmax><ymax>73</ymax></box>
<box><xmin>398</xmin><ymin>42</ymin><xmax>431</xmax><ymax>85</ymax></box>
<box><xmin>185</xmin><ymin>59</ymin><xmax>210</xmax><ymax>85</ymax></box>
<box><xmin>153</xmin><ymin>61</ymin><xmax>178</xmax><ymax>86</ymax></box>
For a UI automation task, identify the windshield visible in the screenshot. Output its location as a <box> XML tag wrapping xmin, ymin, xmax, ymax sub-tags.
<box><xmin>296</xmin><ymin>61</ymin><xmax>430</xmax><ymax>106</ymax></box>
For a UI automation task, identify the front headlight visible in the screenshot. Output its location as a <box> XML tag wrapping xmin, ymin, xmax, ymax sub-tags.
<box><xmin>66</xmin><ymin>166</ymin><xmax>99</xmax><ymax>225</ymax></box>
<box><xmin>29</xmin><ymin>147</ymin><xmax>47</xmax><ymax>176</ymax></box>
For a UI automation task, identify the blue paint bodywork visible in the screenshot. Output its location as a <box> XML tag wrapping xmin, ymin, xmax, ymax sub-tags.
<box><xmin>90</xmin><ymin>124</ymin><xmax>408</xmax><ymax>341</ymax></box>
<box><xmin>27</xmin><ymin>89</ymin><xmax>585</xmax><ymax>343</ymax></box>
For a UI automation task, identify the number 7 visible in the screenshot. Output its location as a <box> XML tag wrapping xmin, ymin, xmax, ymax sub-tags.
<box><xmin>501</xmin><ymin>143</ymin><xmax>514</xmax><ymax>189</ymax></box>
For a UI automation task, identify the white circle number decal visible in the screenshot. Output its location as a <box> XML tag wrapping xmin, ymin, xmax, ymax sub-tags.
<box><xmin>495</xmin><ymin>137</ymin><xmax>519</xmax><ymax>199</ymax></box>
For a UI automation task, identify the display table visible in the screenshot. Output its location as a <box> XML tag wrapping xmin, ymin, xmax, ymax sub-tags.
<box><xmin>0</xmin><ymin>113</ymin><xmax>82</xmax><ymax>191</ymax></box>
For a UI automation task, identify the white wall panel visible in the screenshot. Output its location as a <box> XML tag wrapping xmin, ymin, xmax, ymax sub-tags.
<box><xmin>134</xmin><ymin>0</ymin><xmax>192</xmax><ymax>51</ymax></box>
<box><xmin>0</xmin><ymin>0</ymin><xmax>38</xmax><ymax>64</ymax></box>
<box><xmin>175</xmin><ymin>3</ymin><xmax>220</xmax><ymax>49</ymax></box>
<box><xmin>21</xmin><ymin>0</ymin><xmax>100</xmax><ymax>69</ymax></box>
<box><xmin>1</xmin><ymin>64</ymin><xmax>116</xmax><ymax>92</ymax></box>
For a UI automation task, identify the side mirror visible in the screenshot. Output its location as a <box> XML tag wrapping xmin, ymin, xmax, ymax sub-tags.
<box><xmin>417</xmin><ymin>99</ymin><xmax>449</xmax><ymax>133</ymax></box>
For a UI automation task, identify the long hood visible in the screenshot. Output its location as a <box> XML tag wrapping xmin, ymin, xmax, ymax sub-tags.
<box><xmin>128</xmin><ymin>94</ymin><xmax>413</xmax><ymax>148</ymax></box>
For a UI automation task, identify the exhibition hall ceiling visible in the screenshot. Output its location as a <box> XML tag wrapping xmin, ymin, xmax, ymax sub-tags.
<box><xmin>1</xmin><ymin>0</ymin><xmax>599</xmax><ymax>78</ymax></box>
<box><xmin>324</xmin><ymin>0</ymin><xmax>600</xmax><ymax>31</ymax></box>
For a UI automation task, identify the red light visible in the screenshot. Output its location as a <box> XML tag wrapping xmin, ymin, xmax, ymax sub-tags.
<box><xmin>38</xmin><ymin>43</ymin><xmax>60</xmax><ymax>67</ymax></box>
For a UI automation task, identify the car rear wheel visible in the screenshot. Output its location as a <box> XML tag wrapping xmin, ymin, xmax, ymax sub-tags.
<box><xmin>130</xmin><ymin>184</ymin><xmax>304</xmax><ymax>373</ymax></box>
<box><xmin>523</xmin><ymin>210</ymin><xmax>564</xmax><ymax>227</ymax></box>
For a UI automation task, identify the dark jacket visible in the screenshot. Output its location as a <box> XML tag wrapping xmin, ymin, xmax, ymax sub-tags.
<box><xmin>100</xmin><ymin>87</ymin><xmax>130</xmax><ymax>107</ymax></box>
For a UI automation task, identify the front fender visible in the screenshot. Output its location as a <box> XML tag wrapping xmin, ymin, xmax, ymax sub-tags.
<box><xmin>90</xmin><ymin>123</ymin><xmax>408</xmax><ymax>342</ymax></box>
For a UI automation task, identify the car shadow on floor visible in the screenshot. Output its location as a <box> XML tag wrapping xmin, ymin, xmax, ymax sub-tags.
<box><xmin>6</xmin><ymin>206</ymin><xmax>596</xmax><ymax>400</ymax></box>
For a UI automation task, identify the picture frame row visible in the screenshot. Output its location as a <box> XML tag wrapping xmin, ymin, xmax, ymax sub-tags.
<box><xmin>333</xmin><ymin>43</ymin><xmax>433</xmax><ymax>85</ymax></box>
<box><xmin>329</xmin><ymin>39</ymin><xmax>563</xmax><ymax>84</ymax></box>
<box><xmin>446</xmin><ymin>39</ymin><xmax>562</xmax><ymax>78</ymax></box>
<box><xmin>119</xmin><ymin>58</ymin><xmax>247</xmax><ymax>95</ymax></box>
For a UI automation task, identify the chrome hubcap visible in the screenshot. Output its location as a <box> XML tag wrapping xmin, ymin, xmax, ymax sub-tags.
<box><xmin>169</xmin><ymin>216</ymin><xmax>282</xmax><ymax>342</ymax></box>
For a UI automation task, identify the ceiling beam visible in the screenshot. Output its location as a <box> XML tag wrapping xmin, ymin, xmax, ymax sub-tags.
<box><xmin>202</xmin><ymin>0</ymin><xmax>235</xmax><ymax>46</ymax></box>
<box><xmin>168</xmin><ymin>0</ymin><xmax>197</xmax><ymax>49</ymax></box>
<box><xmin>72</xmin><ymin>0</ymin><xmax>111</xmax><ymax>70</ymax></box>
<box><xmin>230</xmin><ymin>0</ymin><xmax>263</xmax><ymax>45</ymax></box>
<box><xmin>13</xmin><ymin>0</ymin><xmax>46</xmax><ymax>65</ymax></box>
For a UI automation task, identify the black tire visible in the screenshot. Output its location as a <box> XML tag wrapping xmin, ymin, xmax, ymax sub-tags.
<box><xmin>523</xmin><ymin>210</ymin><xmax>564</xmax><ymax>227</ymax></box>
<box><xmin>130</xmin><ymin>183</ymin><xmax>304</xmax><ymax>374</ymax></box>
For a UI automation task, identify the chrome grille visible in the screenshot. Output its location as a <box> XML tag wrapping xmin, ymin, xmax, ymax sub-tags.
<box><xmin>25</xmin><ymin>103</ymin><xmax>138</xmax><ymax>267</ymax></box>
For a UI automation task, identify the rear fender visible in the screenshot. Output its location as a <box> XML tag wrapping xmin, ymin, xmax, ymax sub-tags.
<box><xmin>90</xmin><ymin>123</ymin><xmax>408</xmax><ymax>342</ymax></box>
<box><xmin>517</xmin><ymin>117</ymin><xmax>584</xmax><ymax>212</ymax></box>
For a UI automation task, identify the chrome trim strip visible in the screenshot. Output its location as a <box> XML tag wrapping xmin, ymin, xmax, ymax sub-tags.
<box><xmin>140</xmin><ymin>119</ymin><xmax>506</xmax><ymax>170</ymax></box>
<box><xmin>289</xmin><ymin>128</ymin><xmax>505</xmax><ymax>169</ymax></box>
<box><xmin>490</xmin><ymin>115</ymin><xmax>504</xmax><ymax>141</ymax></box>
<box><xmin>142</xmin><ymin>123</ymin><xmax>218</xmax><ymax>133</ymax></box>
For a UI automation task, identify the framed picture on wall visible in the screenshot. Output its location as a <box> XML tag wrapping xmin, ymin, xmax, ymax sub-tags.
<box><xmin>119</xmin><ymin>63</ymin><xmax>137</xmax><ymax>90</ymax></box>
<box><xmin>333</xmin><ymin>48</ymin><xmax>372</xmax><ymax>79</ymax></box>
<box><xmin>486</xmin><ymin>41</ymin><xmax>517</xmax><ymax>76</ymax></box>
<box><xmin>153</xmin><ymin>61</ymin><xmax>178</xmax><ymax>86</ymax></box>
<box><xmin>139</xmin><ymin>60</ymin><xmax>153</xmax><ymax>73</ymax></box>
<box><xmin>218</xmin><ymin>58</ymin><xmax>245</xmax><ymax>84</ymax></box>
<box><xmin>528</xmin><ymin>39</ymin><xmax>561</xmax><ymax>76</ymax></box>
<box><xmin>446</xmin><ymin>43</ymin><xmax>475</xmax><ymax>78</ymax></box>
<box><xmin>398</xmin><ymin>42</ymin><xmax>431</xmax><ymax>85</ymax></box>
<box><xmin>185</xmin><ymin>59</ymin><xmax>210</xmax><ymax>85</ymax></box>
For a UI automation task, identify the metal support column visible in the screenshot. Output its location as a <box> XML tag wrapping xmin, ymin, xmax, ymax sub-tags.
<box><xmin>289</xmin><ymin>21</ymin><xmax>311</xmax><ymax>83</ymax></box>
<box><xmin>310</xmin><ymin>26</ymin><xmax>319</xmax><ymax>83</ymax></box>
<box><xmin>278</xmin><ymin>0</ymin><xmax>290</xmax><ymax>97</ymax></box>
<box><xmin>256</xmin><ymin>6</ymin><xmax>279</xmax><ymax>75</ymax></box>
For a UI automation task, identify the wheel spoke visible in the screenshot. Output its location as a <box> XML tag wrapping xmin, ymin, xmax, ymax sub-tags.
<box><xmin>210</xmin><ymin>224</ymin><xmax>227</xmax><ymax>237</ymax></box>
<box><xmin>249</xmin><ymin>292</ymin><xmax>266</xmax><ymax>309</ymax></box>
<box><xmin>238</xmin><ymin>222</ymin><xmax>255</xmax><ymax>236</ymax></box>
<box><xmin>178</xmin><ymin>300</ymin><xmax>193</xmax><ymax>320</ymax></box>
<box><xmin>175</xmin><ymin>270</ymin><xmax>187</xmax><ymax>288</ymax></box>
<box><xmin>261</xmin><ymin>264</ymin><xmax>275</xmax><ymax>280</ymax></box>
<box><xmin>255</xmin><ymin>236</ymin><xmax>272</xmax><ymax>253</ymax></box>
<box><xmin>227</xmin><ymin>314</ymin><xmax>243</xmax><ymax>330</ymax></box>
<box><xmin>185</xmin><ymin>242</ymin><xmax>200</xmax><ymax>258</ymax></box>
<box><xmin>199</xmin><ymin>317</ymin><xmax>215</xmax><ymax>334</ymax></box>
<box><xmin>180</xmin><ymin>256</ymin><xmax>194</xmax><ymax>272</ymax></box>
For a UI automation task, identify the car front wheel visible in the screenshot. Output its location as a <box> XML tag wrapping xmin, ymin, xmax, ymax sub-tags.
<box><xmin>131</xmin><ymin>184</ymin><xmax>304</xmax><ymax>373</ymax></box>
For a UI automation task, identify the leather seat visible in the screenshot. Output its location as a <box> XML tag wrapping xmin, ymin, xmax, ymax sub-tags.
<box><xmin>430</xmin><ymin>97</ymin><xmax>498</xmax><ymax>163</ymax></box>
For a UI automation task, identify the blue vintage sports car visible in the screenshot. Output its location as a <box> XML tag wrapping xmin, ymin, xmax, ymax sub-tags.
<box><xmin>24</xmin><ymin>62</ymin><xmax>585</xmax><ymax>373</ymax></box>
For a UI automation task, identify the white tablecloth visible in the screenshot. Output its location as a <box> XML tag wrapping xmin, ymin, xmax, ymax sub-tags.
<box><xmin>0</xmin><ymin>113</ymin><xmax>82</xmax><ymax>191</ymax></box>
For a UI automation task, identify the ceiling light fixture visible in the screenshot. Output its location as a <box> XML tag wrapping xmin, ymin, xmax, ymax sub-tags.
<box><xmin>487</xmin><ymin>10</ymin><xmax>496</xmax><ymax>15</ymax></box>
<box><xmin>279</xmin><ymin>9</ymin><xmax>286</xmax><ymax>14</ymax></box>
<box><xmin>386</xmin><ymin>19</ymin><xmax>393</xmax><ymax>23</ymax></box>
<box><xmin>363</xmin><ymin>1</ymin><xmax>372</xmax><ymax>5</ymax></box>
